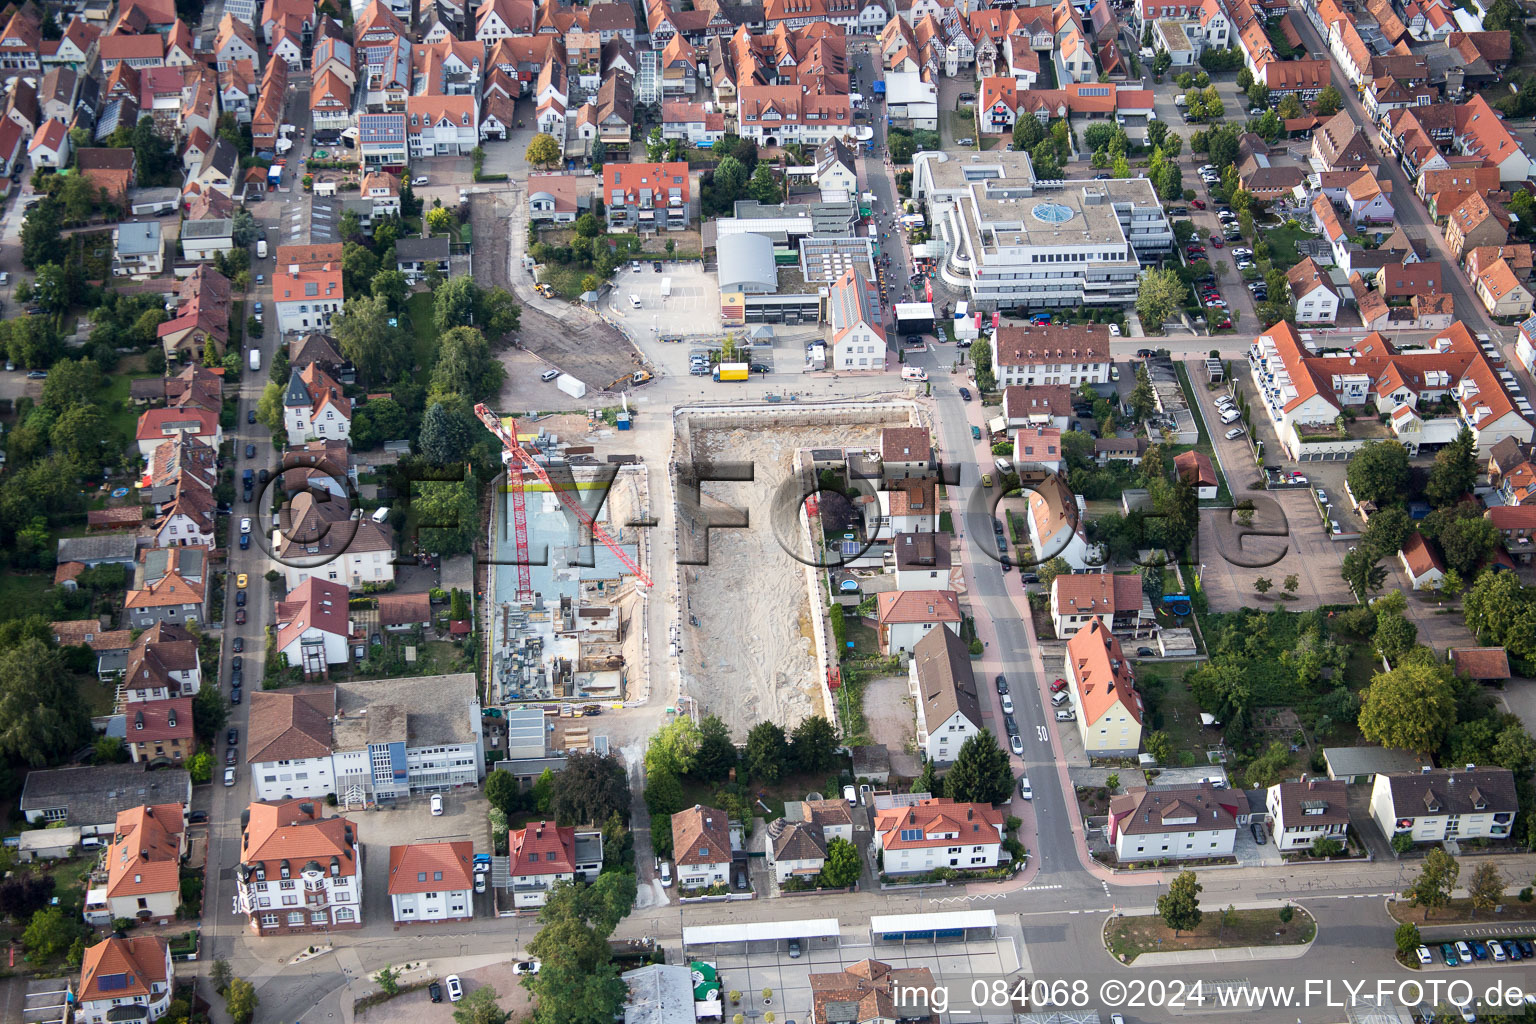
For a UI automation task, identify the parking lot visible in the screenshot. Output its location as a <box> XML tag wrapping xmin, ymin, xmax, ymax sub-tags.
<box><xmin>1197</xmin><ymin>490</ymin><xmax>1357</xmax><ymax>611</ymax></box>
<box><xmin>702</xmin><ymin>930</ymin><xmax>1026</xmax><ymax>1021</ymax></box>
<box><xmin>603</xmin><ymin>261</ymin><xmax>721</xmax><ymax>349</ymax></box>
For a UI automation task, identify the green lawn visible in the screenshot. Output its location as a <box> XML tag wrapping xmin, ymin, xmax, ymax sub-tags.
<box><xmin>75</xmin><ymin>673</ymin><xmax>116</xmax><ymax>717</ymax></box>
<box><xmin>404</xmin><ymin>292</ymin><xmax>439</xmax><ymax>385</ymax></box>
<box><xmin>1135</xmin><ymin>660</ymin><xmax>1210</xmax><ymax>766</ymax></box>
<box><xmin>1107</xmin><ymin>906</ymin><xmax>1314</xmax><ymax>962</ymax></box>
<box><xmin>1263</xmin><ymin>224</ymin><xmax>1319</xmax><ymax>267</ymax></box>
<box><xmin>101</xmin><ymin>372</ymin><xmax>149</xmax><ymax>450</ymax></box>
<box><xmin>0</xmin><ymin>570</ymin><xmax>56</xmax><ymax>622</ymax></box>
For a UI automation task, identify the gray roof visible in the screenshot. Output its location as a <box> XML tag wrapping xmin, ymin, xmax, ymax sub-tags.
<box><xmin>716</xmin><ymin>231</ymin><xmax>776</xmax><ymax>291</ymax></box>
<box><xmin>181</xmin><ymin>218</ymin><xmax>234</xmax><ymax>240</ymax></box>
<box><xmin>56</xmin><ymin>534</ymin><xmax>138</xmax><ymax>565</ymax></box>
<box><xmin>284</xmin><ymin>367</ymin><xmax>309</xmax><ymax>408</ymax></box>
<box><xmin>493</xmin><ymin>755</ymin><xmax>569</xmax><ymax>778</ymax></box>
<box><xmin>815</xmin><ymin>137</ymin><xmax>856</xmax><ymax>180</ymax></box>
<box><xmin>893</xmin><ymin>531</ymin><xmax>951</xmax><ymax>572</ymax></box>
<box><xmin>19</xmin><ymin>763</ymin><xmax>191</xmax><ymax>827</ymax></box>
<box><xmin>768</xmin><ymin>818</ymin><xmax>826</xmax><ymax>862</ymax></box>
<box><xmin>503</xmin><ymin>707</ymin><xmax>547</xmax><ymax>759</ymax></box>
<box><xmin>1323</xmin><ymin>746</ymin><xmax>1424</xmax><ymax>779</ymax></box>
<box><xmin>622</xmin><ymin>964</ymin><xmax>697</xmax><ymax>1024</ymax></box>
<box><xmin>331</xmin><ymin>672</ymin><xmax>480</xmax><ymax>751</ymax></box>
<box><xmin>1381</xmin><ymin>766</ymin><xmax>1518</xmax><ymax>817</ymax></box>
<box><xmin>116</xmin><ymin>221</ymin><xmax>161</xmax><ymax>256</ymax></box>
<box><xmin>911</xmin><ymin>626</ymin><xmax>981</xmax><ymax>740</ymax></box>
<box><xmin>396</xmin><ymin>235</ymin><xmax>450</xmax><ymax>261</ymax></box>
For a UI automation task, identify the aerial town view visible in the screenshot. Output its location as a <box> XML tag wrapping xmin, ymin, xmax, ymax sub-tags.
<box><xmin>6</xmin><ymin>0</ymin><xmax>1536</xmax><ymax>1018</ymax></box>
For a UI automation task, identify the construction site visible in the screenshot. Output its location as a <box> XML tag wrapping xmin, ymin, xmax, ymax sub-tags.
<box><xmin>673</xmin><ymin>401</ymin><xmax>925</xmax><ymax>740</ymax></box>
<box><xmin>480</xmin><ymin>408</ymin><xmax>652</xmax><ymax>714</ymax></box>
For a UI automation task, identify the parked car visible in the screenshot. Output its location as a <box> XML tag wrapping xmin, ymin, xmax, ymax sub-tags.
<box><xmin>235</xmin><ymin>590</ymin><xmax>246</xmax><ymax>607</ymax></box>
<box><xmin>1136</xmin><ymin>647</ymin><xmax>1156</xmax><ymax>657</ymax></box>
<box><xmin>234</xmin><ymin>608</ymin><xmax>246</xmax><ymax>625</ymax></box>
<box><xmin>1224</xmin><ymin>427</ymin><xmax>1245</xmax><ymax>440</ymax></box>
<box><xmin>1050</xmin><ymin>678</ymin><xmax>1068</xmax><ymax>693</ymax></box>
<box><xmin>430</xmin><ymin>793</ymin><xmax>444</xmax><ymax>815</ymax></box>
<box><xmin>1000</xmin><ymin>694</ymin><xmax>1014</xmax><ymax>714</ymax></box>
<box><xmin>1416</xmin><ymin>946</ymin><xmax>1433</xmax><ymax>965</ymax></box>
<box><xmin>787</xmin><ymin>939</ymin><xmax>802</xmax><ymax>959</ymax></box>
<box><xmin>247</xmin><ymin>409</ymin><xmax>256</xmax><ymax>424</ymax></box>
<box><xmin>513</xmin><ymin>961</ymin><xmax>541</xmax><ymax>975</ymax></box>
<box><xmin>1441</xmin><ymin>943</ymin><xmax>1459</xmax><ymax>966</ymax></box>
<box><xmin>230</xmin><ymin>684</ymin><xmax>242</xmax><ymax>704</ymax></box>
<box><xmin>429</xmin><ymin>981</ymin><xmax>443</xmax><ymax>1003</ymax></box>
<box><xmin>959</xmin><ymin>386</ymin><xmax>972</xmax><ymax>401</ymax></box>
<box><xmin>244</xmin><ymin>444</ymin><xmax>256</xmax><ymax>459</ymax></box>
<box><xmin>1055</xmin><ymin>708</ymin><xmax>1076</xmax><ymax>722</ymax></box>
<box><xmin>189</xmin><ymin>810</ymin><xmax>209</xmax><ymax>823</ymax></box>
<box><xmin>1004</xmin><ymin>714</ymin><xmax>1018</xmax><ymax>736</ymax></box>
<box><xmin>1456</xmin><ymin>941</ymin><xmax>1473</xmax><ymax>964</ymax></box>
<box><xmin>1251</xmin><ymin>822</ymin><xmax>1266</xmax><ymax>844</ymax></box>
<box><xmin>225</xmin><ymin>746</ymin><xmax>238</xmax><ymax>766</ymax></box>
<box><xmin>995</xmin><ymin>674</ymin><xmax>1009</xmax><ymax>694</ymax></box>
<box><xmin>1010</xmin><ymin>734</ymin><xmax>1024</xmax><ymax>755</ymax></box>
<box><xmin>1471</xmin><ymin>940</ymin><xmax>1488</xmax><ymax>960</ymax></box>
<box><xmin>223</xmin><ymin>767</ymin><xmax>236</xmax><ymax>786</ymax></box>
<box><xmin>445</xmin><ymin>975</ymin><xmax>464</xmax><ymax>1002</ymax></box>
<box><xmin>227</xmin><ymin>727</ymin><xmax>239</xmax><ymax>746</ymax></box>
<box><xmin>1018</xmin><ymin>776</ymin><xmax>1032</xmax><ymax>800</ymax></box>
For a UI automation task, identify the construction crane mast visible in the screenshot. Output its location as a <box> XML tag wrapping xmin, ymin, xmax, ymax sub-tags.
<box><xmin>474</xmin><ymin>403</ymin><xmax>654</xmax><ymax>590</ymax></box>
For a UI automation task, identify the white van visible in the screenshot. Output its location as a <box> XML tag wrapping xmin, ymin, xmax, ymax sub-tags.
<box><xmin>629</xmin><ymin>295</ymin><xmax>642</xmax><ymax>309</ymax></box>
<box><xmin>1220</xmin><ymin>409</ymin><xmax>1241</xmax><ymax>424</ymax></box>
<box><xmin>900</xmin><ymin>366</ymin><xmax>928</xmax><ymax>382</ymax></box>
<box><xmin>256</xmin><ymin>239</ymin><xmax>267</xmax><ymax>259</ymax></box>
<box><xmin>1174</xmin><ymin>94</ymin><xmax>1187</xmax><ymax>107</ymax></box>
<box><xmin>249</xmin><ymin>349</ymin><xmax>261</xmax><ymax>372</ymax></box>
<box><xmin>659</xmin><ymin>861</ymin><xmax>672</xmax><ymax>887</ymax></box>
<box><xmin>371</xmin><ymin>506</ymin><xmax>390</xmax><ymax>523</ymax></box>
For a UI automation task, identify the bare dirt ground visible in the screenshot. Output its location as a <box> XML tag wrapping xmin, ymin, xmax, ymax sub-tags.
<box><xmin>680</xmin><ymin>423</ymin><xmax>882</xmax><ymax>738</ymax></box>
<box><xmin>862</xmin><ymin>673</ymin><xmax>922</xmax><ymax>776</ymax></box>
<box><xmin>470</xmin><ymin>192</ymin><xmax>646</xmax><ymax>392</ymax></box>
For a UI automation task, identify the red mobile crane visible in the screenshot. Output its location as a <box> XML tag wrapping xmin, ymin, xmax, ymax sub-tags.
<box><xmin>474</xmin><ymin>404</ymin><xmax>654</xmax><ymax>591</ymax></box>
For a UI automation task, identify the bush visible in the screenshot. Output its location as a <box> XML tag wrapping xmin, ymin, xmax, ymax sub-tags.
<box><xmin>968</xmin><ymin>639</ymin><xmax>983</xmax><ymax>656</ymax></box>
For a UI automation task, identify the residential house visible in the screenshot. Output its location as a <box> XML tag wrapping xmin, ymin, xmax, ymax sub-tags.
<box><xmin>670</xmin><ymin>804</ymin><xmax>733</xmax><ymax>888</ymax></box>
<box><xmin>113</xmin><ymin>221</ymin><xmax>163</xmax><ymax>279</ymax></box>
<box><xmin>1288</xmin><ymin>257</ymin><xmax>1340</xmax><ymax>323</ymax></box>
<box><xmin>273</xmin><ymin>243</ymin><xmax>345</xmax><ymax>334</ymax></box>
<box><xmin>873</xmin><ymin>798</ymin><xmax>1005</xmax><ymax>875</ymax></box>
<box><xmin>1013</xmin><ymin>426</ymin><xmax>1063</xmax><ymax>473</ymax></box>
<box><xmin>527</xmin><ymin>173</ymin><xmax>592</xmax><ymax>224</ymax></box>
<box><xmin>74</xmin><ymin>937</ymin><xmax>173</xmax><ymax>1024</ymax></box>
<box><xmin>214</xmin><ymin>13</ymin><xmax>259</xmax><ymax>71</ymax></box>
<box><xmin>765</xmin><ymin>819</ymin><xmax>827</xmax><ymax>883</ymax></box>
<box><xmin>274</xmin><ymin>490</ymin><xmax>394</xmax><ymax>592</ymax></box>
<box><xmin>234</xmin><ymin>799</ymin><xmax>361</xmax><ymax>935</ymax></box>
<box><xmin>908</xmin><ymin>626</ymin><xmax>981</xmax><ymax>764</ymax></box>
<box><xmin>246</xmin><ymin>688</ymin><xmax>338</xmax><ymax>799</ymax></box>
<box><xmin>51</xmin><ymin>620</ymin><xmax>134</xmax><ymax>680</ymax></box>
<box><xmin>891</xmin><ymin>532</ymin><xmax>951</xmax><ymax>590</ymax></box>
<box><xmin>1346</xmin><ymin>174</ymin><xmax>1394</xmax><ymax>226</ymax></box>
<box><xmin>1108</xmin><ymin>784</ymin><xmax>1238</xmax><ymax>862</ymax></box>
<box><xmin>310</xmin><ymin>70</ymin><xmax>354</xmax><ymax>133</ymax></box>
<box><xmin>1369</xmin><ymin>765</ymin><xmax>1517</xmax><ymax>843</ymax></box>
<box><xmin>735</xmin><ymin>84</ymin><xmax>853</xmax><ymax>147</ymax></box>
<box><xmin>1311</xmin><ymin>110</ymin><xmax>1376</xmax><ymax>174</ymax></box>
<box><xmin>603</xmin><ymin>160</ymin><xmax>690</xmax><ymax>231</ymax></box>
<box><xmin>1487</xmin><ymin>504</ymin><xmax>1536</xmax><ymax>562</ymax></box>
<box><xmin>123</xmin><ymin>546</ymin><xmax>209</xmax><ymax>629</ymax></box>
<box><xmin>157</xmin><ymin>266</ymin><xmax>232</xmax><ymax>359</ymax></box>
<box><xmin>506</xmin><ymin>822</ymin><xmax>603</xmax><ymax>907</ymax></box>
<box><xmin>282</xmin><ymin>365</ymin><xmax>352</xmax><ymax>446</ymax></box>
<box><xmin>102</xmin><ymin>804</ymin><xmax>185</xmax><ymax>924</ymax></box>
<box><xmin>1475</xmin><ymin>258</ymin><xmax>1534</xmax><ymax>318</ymax></box>
<box><xmin>377</xmin><ymin>591</ymin><xmax>431</xmax><ymax>631</ymax></box>
<box><xmin>1450</xmin><ymin>646</ymin><xmax>1513</xmax><ymax>681</ymax></box>
<box><xmin>1445</xmin><ymin>191</ymin><xmax>1511</xmax><ymax>258</ymax></box>
<box><xmin>1050</xmin><ymin>573</ymin><xmax>1153</xmax><ymax>639</ymax></box>
<box><xmin>152</xmin><ymin>474</ymin><xmax>217</xmax><ymax>549</ymax></box>
<box><xmin>124</xmin><ymin>698</ymin><xmax>192</xmax><ymax>765</ymax></box>
<box><xmin>1400</xmin><ymin>531</ymin><xmax>1446</xmax><ymax>589</ymax></box>
<box><xmin>826</xmin><ymin>267</ymin><xmax>886</xmax><ymax>371</ymax></box>
<box><xmin>387</xmin><ymin>841</ymin><xmax>475</xmax><ymax>923</ymax></box>
<box><xmin>27</xmin><ymin>117</ymin><xmax>70</xmax><ymax>169</ymax></box>
<box><xmin>813</xmin><ymin>137</ymin><xmax>859</xmax><ymax>196</ymax></box>
<box><xmin>19</xmin><ymin>763</ymin><xmax>190</xmax><ymax>834</ymax></box>
<box><xmin>1173</xmin><ymin>449</ymin><xmax>1218</xmax><ymax>498</ymax></box>
<box><xmin>122</xmin><ymin>622</ymin><xmax>202</xmax><ymax>702</ymax></box>
<box><xmin>407</xmin><ymin>95</ymin><xmax>478</xmax><ymax>157</ymax></box>
<box><xmin>360</xmin><ymin>171</ymin><xmax>400</xmax><ymax>218</ymax></box>
<box><xmin>875</xmin><ymin>589</ymin><xmax>961</xmax><ymax>655</ymax></box>
<box><xmin>272</xmin><ymin>579</ymin><xmax>352</xmax><ymax>677</ymax></box>
<box><xmin>395</xmin><ymin>235</ymin><xmax>449</xmax><ymax>280</ymax></box>
<box><xmin>135</xmin><ymin>407</ymin><xmax>220</xmax><ymax>460</ymax></box>
<box><xmin>1002</xmin><ymin>384</ymin><xmax>1071</xmax><ymax>429</ymax></box>
<box><xmin>1266</xmin><ymin>777</ymin><xmax>1350</xmax><ymax>851</ymax></box>
<box><xmin>993</xmin><ymin>323</ymin><xmax>1112</xmax><ymax>388</ymax></box>
<box><xmin>1065</xmin><ymin>616</ymin><xmax>1143</xmax><ymax>757</ymax></box>
<box><xmin>1025</xmin><ymin>474</ymin><xmax>1093</xmax><ymax>569</ymax></box>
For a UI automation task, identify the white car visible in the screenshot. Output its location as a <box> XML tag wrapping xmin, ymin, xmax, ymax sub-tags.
<box><xmin>240</xmin><ymin>517</ymin><xmax>252</xmax><ymax>534</ymax></box>
<box><xmin>1018</xmin><ymin>776</ymin><xmax>1032</xmax><ymax>800</ymax></box>
<box><xmin>1010</xmin><ymin>734</ymin><xmax>1024</xmax><ymax>755</ymax></box>
<box><xmin>1000</xmin><ymin>694</ymin><xmax>1015</xmax><ymax>714</ymax></box>
<box><xmin>223</xmin><ymin>767</ymin><xmax>236</xmax><ymax>787</ymax></box>
<box><xmin>412</xmin><ymin>176</ymin><xmax>429</xmax><ymax>186</ymax></box>
<box><xmin>445</xmin><ymin>975</ymin><xmax>464</xmax><ymax>1002</ymax></box>
<box><xmin>1416</xmin><ymin>945</ymin><xmax>1433</xmax><ymax>965</ymax></box>
<box><xmin>1456</xmin><ymin>941</ymin><xmax>1473</xmax><ymax>964</ymax></box>
<box><xmin>513</xmin><ymin>960</ymin><xmax>542</xmax><ymax>975</ymax></box>
<box><xmin>430</xmin><ymin>793</ymin><xmax>444</xmax><ymax>816</ymax></box>
<box><xmin>1109</xmin><ymin>323</ymin><xmax>1121</xmax><ymax>336</ymax></box>
<box><xmin>1224</xmin><ymin>427</ymin><xmax>1245</xmax><ymax>439</ymax></box>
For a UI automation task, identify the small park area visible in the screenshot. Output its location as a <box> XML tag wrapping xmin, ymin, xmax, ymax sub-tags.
<box><xmin>1106</xmin><ymin>905</ymin><xmax>1315</xmax><ymax>963</ymax></box>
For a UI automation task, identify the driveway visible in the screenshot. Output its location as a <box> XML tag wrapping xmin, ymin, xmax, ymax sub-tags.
<box><xmin>357</xmin><ymin>791</ymin><xmax>492</xmax><ymax>928</ymax></box>
<box><xmin>1497</xmin><ymin>675</ymin><xmax>1536</xmax><ymax>738</ymax></box>
<box><xmin>1390</xmin><ymin>580</ymin><xmax>1476</xmax><ymax>658</ymax></box>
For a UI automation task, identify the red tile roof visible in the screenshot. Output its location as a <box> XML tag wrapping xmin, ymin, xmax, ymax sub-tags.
<box><xmin>387</xmin><ymin>840</ymin><xmax>475</xmax><ymax>894</ymax></box>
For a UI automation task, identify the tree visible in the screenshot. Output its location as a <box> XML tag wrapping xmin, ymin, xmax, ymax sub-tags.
<box><xmin>912</xmin><ymin>758</ymin><xmax>942</xmax><ymax>798</ymax></box>
<box><xmin>341</xmin><ymin>241</ymin><xmax>379</xmax><ymax>295</ymax></box>
<box><xmin>1253</xmin><ymin>576</ymin><xmax>1272</xmax><ymax>596</ymax></box>
<box><xmin>1340</xmin><ymin>547</ymin><xmax>1388</xmax><ymax>598</ymax></box>
<box><xmin>526</xmin><ymin>133</ymin><xmax>561</xmax><ymax>170</ymax></box>
<box><xmin>1158</xmin><ymin>871</ymin><xmax>1203</xmax><ymax>936</ymax></box>
<box><xmin>1404</xmin><ymin>848</ymin><xmax>1459</xmax><ymax>920</ymax></box>
<box><xmin>1243</xmin><ymin>740</ymin><xmax>1291</xmax><ymax>788</ymax></box>
<box><xmin>371</xmin><ymin>269</ymin><xmax>409</xmax><ymax>311</ymax></box>
<box><xmin>549</xmin><ymin>751</ymin><xmax>630</xmax><ymax>826</ymax></box>
<box><xmin>49</xmin><ymin>405</ymin><xmax>110</xmax><ymax>469</ymax></box>
<box><xmin>693</xmin><ymin>714</ymin><xmax>738</xmax><ymax>783</ymax></box>
<box><xmin>1372</xmin><ymin>613</ymin><xmax>1417</xmax><ymax>663</ymax></box>
<box><xmin>1426</xmin><ymin>427</ymin><xmax>1477</xmax><ymax>508</ymax></box>
<box><xmin>1360</xmin><ymin>505</ymin><xmax>1411</xmax><ymax>561</ymax></box>
<box><xmin>1346</xmin><ymin>441</ymin><xmax>1411</xmax><ymax>506</ymax></box>
<box><xmin>1439</xmin><ymin>567</ymin><xmax>1463</xmax><ymax>601</ymax></box>
<box><xmin>411</xmin><ymin>476</ymin><xmax>478</xmax><ymax>556</ymax></box>
<box><xmin>1314</xmin><ymin>86</ymin><xmax>1343</xmax><ymax>117</ymax></box>
<box><xmin>944</xmin><ymin>731</ymin><xmax>1014</xmax><ymax>805</ymax></box>
<box><xmin>186</xmin><ymin>750</ymin><xmax>213</xmax><ymax>784</ymax></box>
<box><xmin>419</xmin><ymin>402</ymin><xmax>474</xmax><ymax>466</ymax></box>
<box><xmin>225</xmin><ymin>977</ymin><xmax>258</xmax><ymax>1024</ymax></box>
<box><xmin>1129</xmin><ymin>366</ymin><xmax>1156</xmax><ymax>422</ymax></box>
<box><xmin>744</xmin><ymin>721</ymin><xmax>789</xmax><ymax>782</ymax></box>
<box><xmin>1282</xmin><ymin>574</ymin><xmax>1299</xmax><ymax>596</ymax></box>
<box><xmin>432</xmin><ymin>326</ymin><xmax>503</xmax><ymax>405</ymax></box>
<box><xmin>820</xmin><ymin>837</ymin><xmax>860</xmax><ymax>888</ymax></box>
<box><xmin>646</xmin><ymin>717</ymin><xmax>702</xmax><ymax>778</ymax></box>
<box><xmin>1438</xmin><ymin>516</ymin><xmax>1498</xmax><ymax>575</ymax></box>
<box><xmin>0</xmin><ymin>640</ymin><xmax>91</xmax><ymax>766</ymax></box>
<box><xmin>1491</xmin><ymin>723</ymin><xmax>1536</xmax><ymax>776</ymax></box>
<box><xmin>1136</xmin><ymin>266</ymin><xmax>1186</xmax><ymax>330</ymax></box>
<box><xmin>210</xmin><ymin>958</ymin><xmax>233</xmax><ymax>995</ymax></box>
<box><xmin>970</xmin><ymin>335</ymin><xmax>993</xmax><ymax>390</ymax></box>
<box><xmin>350</xmin><ymin>397</ymin><xmax>411</xmax><ymax>450</ymax></box>
<box><xmin>1359</xmin><ymin>661</ymin><xmax>1458</xmax><ymax>754</ymax></box>
<box><xmin>0</xmin><ymin>876</ymin><xmax>54</xmax><ymax>922</ymax></box>
<box><xmin>454</xmin><ymin>986</ymin><xmax>511</xmax><ymax>1024</ymax></box>
<box><xmin>1467</xmin><ymin>862</ymin><xmax>1505</xmax><ymax>915</ymax></box>
<box><xmin>574</xmin><ymin>213</ymin><xmax>600</xmax><ymax>238</ymax></box>
<box><xmin>426</xmin><ymin>206</ymin><xmax>454</xmax><ymax>234</ymax></box>
<box><xmin>1393</xmin><ymin>921</ymin><xmax>1423</xmax><ymax>959</ymax></box>
<box><xmin>334</xmin><ymin>294</ymin><xmax>411</xmax><ymax>384</ymax></box>
<box><xmin>791</xmin><ymin>715</ymin><xmax>839</xmax><ymax>774</ymax></box>
<box><xmin>20</xmin><ymin>198</ymin><xmax>64</xmax><ymax>270</ymax></box>
<box><xmin>23</xmin><ymin>906</ymin><xmax>76</xmax><ymax>959</ymax></box>
<box><xmin>748</xmin><ymin>163</ymin><xmax>783</xmax><ymax>204</ymax></box>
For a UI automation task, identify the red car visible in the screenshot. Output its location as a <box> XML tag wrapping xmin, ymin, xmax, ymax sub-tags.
<box><xmin>1050</xmin><ymin>678</ymin><xmax>1069</xmax><ymax>693</ymax></box>
<box><xmin>1209</xmin><ymin>236</ymin><xmax>1224</xmax><ymax>248</ymax></box>
<box><xmin>1191</xmin><ymin>198</ymin><xmax>1206</xmax><ymax>209</ymax></box>
<box><xmin>234</xmin><ymin>607</ymin><xmax>246</xmax><ymax>625</ymax></box>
